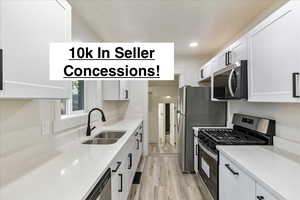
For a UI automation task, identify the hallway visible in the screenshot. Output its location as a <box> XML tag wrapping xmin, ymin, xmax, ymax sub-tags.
<box><xmin>129</xmin><ymin>146</ymin><xmax>208</xmax><ymax>200</ymax></box>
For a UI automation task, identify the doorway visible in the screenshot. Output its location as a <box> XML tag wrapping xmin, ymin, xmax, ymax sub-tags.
<box><xmin>158</xmin><ymin>102</ymin><xmax>177</xmax><ymax>153</ymax></box>
<box><xmin>148</xmin><ymin>78</ymin><xmax>179</xmax><ymax>154</ymax></box>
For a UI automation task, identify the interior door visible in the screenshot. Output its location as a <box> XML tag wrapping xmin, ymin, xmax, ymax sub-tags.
<box><xmin>170</xmin><ymin>103</ymin><xmax>176</xmax><ymax>146</ymax></box>
<box><xmin>158</xmin><ymin>103</ymin><xmax>166</xmax><ymax>146</ymax></box>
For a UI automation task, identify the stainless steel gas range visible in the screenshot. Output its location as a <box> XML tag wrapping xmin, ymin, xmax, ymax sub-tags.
<box><xmin>194</xmin><ymin>113</ymin><xmax>275</xmax><ymax>200</ymax></box>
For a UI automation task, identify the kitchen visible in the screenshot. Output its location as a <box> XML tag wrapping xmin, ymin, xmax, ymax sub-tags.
<box><xmin>1</xmin><ymin>0</ymin><xmax>300</xmax><ymax>200</ymax></box>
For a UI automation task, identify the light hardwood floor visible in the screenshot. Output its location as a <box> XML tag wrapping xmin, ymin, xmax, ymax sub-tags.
<box><xmin>129</xmin><ymin>144</ymin><xmax>208</xmax><ymax>200</ymax></box>
<box><xmin>149</xmin><ymin>143</ymin><xmax>178</xmax><ymax>154</ymax></box>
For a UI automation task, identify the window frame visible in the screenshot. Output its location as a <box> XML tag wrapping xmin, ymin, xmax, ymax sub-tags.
<box><xmin>53</xmin><ymin>81</ymin><xmax>100</xmax><ymax>135</ymax></box>
<box><xmin>61</xmin><ymin>81</ymin><xmax>86</xmax><ymax>118</ymax></box>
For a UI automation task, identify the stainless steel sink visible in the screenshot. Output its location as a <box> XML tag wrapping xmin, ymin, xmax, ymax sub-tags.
<box><xmin>82</xmin><ymin>138</ymin><xmax>118</xmax><ymax>145</ymax></box>
<box><xmin>94</xmin><ymin>131</ymin><xmax>126</xmax><ymax>139</ymax></box>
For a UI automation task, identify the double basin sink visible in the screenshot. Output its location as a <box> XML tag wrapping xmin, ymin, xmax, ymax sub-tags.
<box><xmin>82</xmin><ymin>131</ymin><xmax>126</xmax><ymax>145</ymax></box>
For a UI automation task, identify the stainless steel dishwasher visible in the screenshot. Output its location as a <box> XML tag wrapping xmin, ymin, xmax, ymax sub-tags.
<box><xmin>86</xmin><ymin>169</ymin><xmax>111</xmax><ymax>200</ymax></box>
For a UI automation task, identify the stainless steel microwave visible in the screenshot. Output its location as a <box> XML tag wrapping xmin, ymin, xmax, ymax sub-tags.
<box><xmin>213</xmin><ymin>60</ymin><xmax>248</xmax><ymax>100</ymax></box>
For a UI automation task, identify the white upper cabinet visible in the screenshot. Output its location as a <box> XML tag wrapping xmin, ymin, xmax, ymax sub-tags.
<box><xmin>248</xmin><ymin>1</ymin><xmax>300</xmax><ymax>102</ymax></box>
<box><xmin>229</xmin><ymin>37</ymin><xmax>248</xmax><ymax>65</ymax></box>
<box><xmin>215</xmin><ymin>50</ymin><xmax>227</xmax><ymax>72</ymax></box>
<box><xmin>119</xmin><ymin>80</ymin><xmax>129</xmax><ymax>100</ymax></box>
<box><xmin>102</xmin><ymin>80</ymin><xmax>129</xmax><ymax>100</ymax></box>
<box><xmin>199</xmin><ymin>62</ymin><xmax>212</xmax><ymax>82</ymax></box>
<box><xmin>1</xmin><ymin>0</ymin><xmax>72</xmax><ymax>99</ymax></box>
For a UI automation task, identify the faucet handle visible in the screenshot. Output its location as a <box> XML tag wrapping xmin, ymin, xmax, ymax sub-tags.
<box><xmin>91</xmin><ymin>126</ymin><xmax>96</xmax><ymax>131</ymax></box>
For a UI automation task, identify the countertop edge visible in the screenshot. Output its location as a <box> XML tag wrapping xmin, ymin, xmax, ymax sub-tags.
<box><xmin>217</xmin><ymin>146</ymin><xmax>288</xmax><ymax>200</ymax></box>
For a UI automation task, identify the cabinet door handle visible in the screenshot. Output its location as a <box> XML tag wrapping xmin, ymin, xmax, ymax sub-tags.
<box><xmin>256</xmin><ymin>196</ymin><xmax>265</xmax><ymax>200</ymax></box>
<box><xmin>227</xmin><ymin>51</ymin><xmax>232</xmax><ymax>65</ymax></box>
<box><xmin>292</xmin><ymin>73</ymin><xmax>300</xmax><ymax>98</ymax></box>
<box><xmin>128</xmin><ymin>153</ymin><xmax>132</xmax><ymax>169</ymax></box>
<box><xmin>195</xmin><ymin>145</ymin><xmax>198</xmax><ymax>156</ymax></box>
<box><xmin>125</xmin><ymin>90</ymin><xmax>128</xmax><ymax>99</ymax></box>
<box><xmin>0</xmin><ymin>49</ymin><xmax>3</xmax><ymax>91</ymax></box>
<box><xmin>140</xmin><ymin>133</ymin><xmax>143</xmax><ymax>142</ymax></box>
<box><xmin>118</xmin><ymin>173</ymin><xmax>123</xmax><ymax>192</ymax></box>
<box><xmin>225</xmin><ymin>52</ymin><xmax>228</xmax><ymax>66</ymax></box>
<box><xmin>225</xmin><ymin>164</ymin><xmax>239</xmax><ymax>175</ymax></box>
<box><xmin>136</xmin><ymin>139</ymin><xmax>140</xmax><ymax>150</ymax></box>
<box><xmin>112</xmin><ymin>161</ymin><xmax>121</xmax><ymax>172</ymax></box>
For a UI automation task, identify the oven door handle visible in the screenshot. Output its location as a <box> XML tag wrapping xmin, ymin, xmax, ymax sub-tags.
<box><xmin>199</xmin><ymin>143</ymin><xmax>218</xmax><ymax>161</ymax></box>
<box><xmin>228</xmin><ymin>68</ymin><xmax>236</xmax><ymax>97</ymax></box>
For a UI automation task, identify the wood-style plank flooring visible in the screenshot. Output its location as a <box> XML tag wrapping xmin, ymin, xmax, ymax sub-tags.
<box><xmin>129</xmin><ymin>144</ymin><xmax>208</xmax><ymax>200</ymax></box>
<box><xmin>149</xmin><ymin>143</ymin><xmax>178</xmax><ymax>154</ymax></box>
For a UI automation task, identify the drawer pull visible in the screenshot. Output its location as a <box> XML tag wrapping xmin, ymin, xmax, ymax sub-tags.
<box><xmin>225</xmin><ymin>164</ymin><xmax>239</xmax><ymax>175</ymax></box>
<box><xmin>256</xmin><ymin>196</ymin><xmax>264</xmax><ymax>200</ymax></box>
<box><xmin>136</xmin><ymin>139</ymin><xmax>140</xmax><ymax>150</ymax></box>
<box><xmin>128</xmin><ymin>153</ymin><xmax>132</xmax><ymax>169</ymax></box>
<box><xmin>112</xmin><ymin>161</ymin><xmax>121</xmax><ymax>172</ymax></box>
<box><xmin>118</xmin><ymin>173</ymin><xmax>123</xmax><ymax>192</ymax></box>
<box><xmin>293</xmin><ymin>73</ymin><xmax>300</xmax><ymax>98</ymax></box>
<box><xmin>0</xmin><ymin>49</ymin><xmax>3</xmax><ymax>91</ymax></box>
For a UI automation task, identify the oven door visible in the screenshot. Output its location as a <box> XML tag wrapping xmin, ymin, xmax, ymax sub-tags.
<box><xmin>198</xmin><ymin>143</ymin><xmax>218</xmax><ymax>200</ymax></box>
<box><xmin>213</xmin><ymin>61</ymin><xmax>247</xmax><ymax>100</ymax></box>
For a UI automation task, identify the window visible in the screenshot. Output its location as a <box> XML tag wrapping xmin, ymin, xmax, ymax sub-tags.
<box><xmin>61</xmin><ymin>81</ymin><xmax>85</xmax><ymax>116</ymax></box>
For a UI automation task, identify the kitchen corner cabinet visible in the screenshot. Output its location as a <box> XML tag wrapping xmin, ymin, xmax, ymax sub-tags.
<box><xmin>102</xmin><ymin>80</ymin><xmax>129</xmax><ymax>101</ymax></box>
<box><xmin>219</xmin><ymin>153</ymin><xmax>279</xmax><ymax>200</ymax></box>
<box><xmin>248</xmin><ymin>1</ymin><xmax>300</xmax><ymax>102</ymax></box>
<box><xmin>0</xmin><ymin>0</ymin><xmax>72</xmax><ymax>99</ymax></box>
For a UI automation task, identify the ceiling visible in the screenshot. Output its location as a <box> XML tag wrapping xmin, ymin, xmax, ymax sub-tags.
<box><xmin>69</xmin><ymin>0</ymin><xmax>283</xmax><ymax>56</ymax></box>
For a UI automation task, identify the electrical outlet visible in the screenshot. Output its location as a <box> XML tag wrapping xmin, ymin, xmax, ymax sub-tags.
<box><xmin>41</xmin><ymin>120</ymin><xmax>53</xmax><ymax>136</ymax></box>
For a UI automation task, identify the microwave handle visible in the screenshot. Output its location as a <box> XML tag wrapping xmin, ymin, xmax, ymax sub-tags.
<box><xmin>228</xmin><ymin>68</ymin><xmax>235</xmax><ymax>97</ymax></box>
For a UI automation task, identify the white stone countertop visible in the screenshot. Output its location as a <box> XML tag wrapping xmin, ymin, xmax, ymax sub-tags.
<box><xmin>0</xmin><ymin>118</ymin><xmax>143</xmax><ymax>200</ymax></box>
<box><xmin>217</xmin><ymin>145</ymin><xmax>300</xmax><ymax>200</ymax></box>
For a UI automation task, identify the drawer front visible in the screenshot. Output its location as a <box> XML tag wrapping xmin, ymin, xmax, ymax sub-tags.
<box><xmin>256</xmin><ymin>184</ymin><xmax>278</xmax><ymax>200</ymax></box>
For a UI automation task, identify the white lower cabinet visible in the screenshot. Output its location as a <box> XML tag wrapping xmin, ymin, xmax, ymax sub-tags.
<box><xmin>219</xmin><ymin>153</ymin><xmax>279</xmax><ymax>200</ymax></box>
<box><xmin>219</xmin><ymin>155</ymin><xmax>255</xmax><ymax>200</ymax></box>
<box><xmin>256</xmin><ymin>184</ymin><xmax>278</xmax><ymax>200</ymax></box>
<box><xmin>110</xmin><ymin>122</ymin><xmax>143</xmax><ymax>200</ymax></box>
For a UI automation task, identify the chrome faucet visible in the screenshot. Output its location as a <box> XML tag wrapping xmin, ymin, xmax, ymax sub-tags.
<box><xmin>86</xmin><ymin>108</ymin><xmax>106</xmax><ymax>136</ymax></box>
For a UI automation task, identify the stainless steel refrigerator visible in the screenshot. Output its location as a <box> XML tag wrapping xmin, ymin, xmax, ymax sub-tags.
<box><xmin>177</xmin><ymin>86</ymin><xmax>227</xmax><ymax>173</ymax></box>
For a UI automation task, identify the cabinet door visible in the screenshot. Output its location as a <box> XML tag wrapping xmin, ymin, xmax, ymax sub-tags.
<box><xmin>231</xmin><ymin>38</ymin><xmax>248</xmax><ymax>64</ymax></box>
<box><xmin>256</xmin><ymin>184</ymin><xmax>279</xmax><ymax>200</ymax></box>
<box><xmin>125</xmin><ymin>150</ymin><xmax>135</xmax><ymax>198</ymax></box>
<box><xmin>1</xmin><ymin>0</ymin><xmax>71</xmax><ymax>99</ymax></box>
<box><xmin>119</xmin><ymin>80</ymin><xmax>129</xmax><ymax>100</ymax></box>
<box><xmin>102</xmin><ymin>80</ymin><xmax>120</xmax><ymax>100</ymax></box>
<box><xmin>248</xmin><ymin>1</ymin><xmax>300</xmax><ymax>102</ymax></box>
<box><xmin>216</xmin><ymin>50</ymin><xmax>227</xmax><ymax>72</ymax></box>
<box><xmin>219</xmin><ymin>155</ymin><xmax>255</xmax><ymax>200</ymax></box>
<box><xmin>112</xmin><ymin>173</ymin><xmax>121</xmax><ymax>200</ymax></box>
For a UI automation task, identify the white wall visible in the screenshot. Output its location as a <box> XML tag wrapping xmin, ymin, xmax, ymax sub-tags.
<box><xmin>228</xmin><ymin>101</ymin><xmax>300</xmax><ymax>144</ymax></box>
<box><xmin>175</xmin><ymin>55</ymin><xmax>208</xmax><ymax>87</ymax></box>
